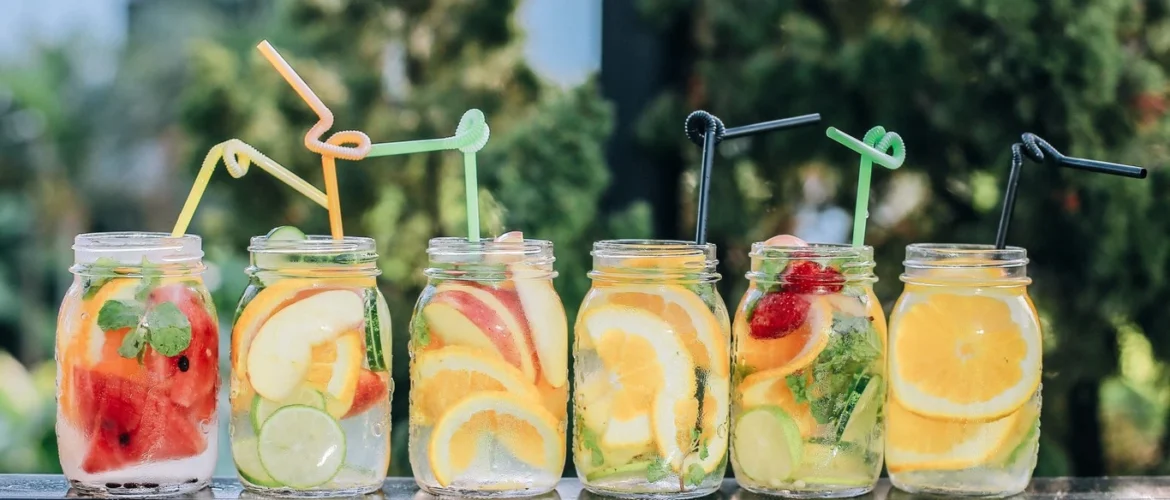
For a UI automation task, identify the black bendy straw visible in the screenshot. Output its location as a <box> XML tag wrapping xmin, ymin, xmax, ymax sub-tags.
<box><xmin>995</xmin><ymin>133</ymin><xmax>1148</xmax><ymax>249</ymax></box>
<box><xmin>685</xmin><ymin>111</ymin><xmax>822</xmax><ymax>244</ymax></box>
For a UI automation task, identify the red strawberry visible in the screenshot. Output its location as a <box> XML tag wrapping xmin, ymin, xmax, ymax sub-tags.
<box><xmin>782</xmin><ymin>261</ymin><xmax>844</xmax><ymax>294</ymax></box>
<box><xmin>749</xmin><ymin>292</ymin><xmax>810</xmax><ymax>339</ymax></box>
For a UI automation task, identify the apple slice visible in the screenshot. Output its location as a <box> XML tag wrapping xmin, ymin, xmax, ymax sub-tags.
<box><xmin>247</xmin><ymin>290</ymin><xmax>365</xmax><ymax>401</ymax></box>
<box><xmin>513</xmin><ymin>272</ymin><xmax>568</xmax><ymax>388</ymax></box>
<box><xmin>421</xmin><ymin>282</ymin><xmax>537</xmax><ymax>382</ymax></box>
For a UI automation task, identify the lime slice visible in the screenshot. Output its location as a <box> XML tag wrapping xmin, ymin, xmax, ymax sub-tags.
<box><xmin>794</xmin><ymin>442</ymin><xmax>874</xmax><ymax>486</ymax></box>
<box><xmin>838</xmin><ymin>375</ymin><xmax>883</xmax><ymax>444</ymax></box>
<box><xmin>257</xmin><ymin>405</ymin><xmax>346</xmax><ymax>488</ymax></box>
<box><xmin>363</xmin><ymin>290</ymin><xmax>391</xmax><ymax>371</ymax></box>
<box><xmin>734</xmin><ymin>406</ymin><xmax>803</xmax><ymax>483</ymax></box>
<box><xmin>251</xmin><ymin>386</ymin><xmax>327</xmax><ymax>432</ymax></box>
<box><xmin>233</xmin><ymin>437</ymin><xmax>280</xmax><ymax>487</ymax></box>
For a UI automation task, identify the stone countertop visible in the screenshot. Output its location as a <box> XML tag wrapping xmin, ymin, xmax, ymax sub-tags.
<box><xmin>1</xmin><ymin>476</ymin><xmax>1169</xmax><ymax>499</ymax></box>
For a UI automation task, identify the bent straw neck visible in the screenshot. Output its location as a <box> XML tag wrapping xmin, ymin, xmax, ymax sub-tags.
<box><xmin>825</xmin><ymin>126</ymin><xmax>906</xmax><ymax>248</ymax></box>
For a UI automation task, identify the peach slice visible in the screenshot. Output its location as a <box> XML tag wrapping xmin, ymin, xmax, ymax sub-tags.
<box><xmin>422</xmin><ymin>283</ymin><xmax>537</xmax><ymax>382</ymax></box>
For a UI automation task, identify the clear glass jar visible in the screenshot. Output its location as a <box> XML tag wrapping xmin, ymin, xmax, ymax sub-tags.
<box><xmin>408</xmin><ymin>237</ymin><xmax>569</xmax><ymax>497</ymax></box>
<box><xmin>56</xmin><ymin>232</ymin><xmax>218</xmax><ymax>496</ymax></box>
<box><xmin>729</xmin><ymin>243</ymin><xmax>885</xmax><ymax>498</ymax></box>
<box><xmin>229</xmin><ymin>234</ymin><xmax>392</xmax><ymax>496</ymax></box>
<box><xmin>886</xmin><ymin>244</ymin><xmax>1041</xmax><ymax>497</ymax></box>
<box><xmin>573</xmin><ymin>240</ymin><xmax>731</xmax><ymax>499</ymax></box>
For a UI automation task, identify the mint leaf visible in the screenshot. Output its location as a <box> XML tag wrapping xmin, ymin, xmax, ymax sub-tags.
<box><xmin>97</xmin><ymin>300</ymin><xmax>145</xmax><ymax>332</ymax></box>
<box><xmin>146</xmin><ymin>302</ymin><xmax>192</xmax><ymax>356</ymax></box>
<box><xmin>411</xmin><ymin>313</ymin><xmax>431</xmax><ymax>347</ymax></box>
<box><xmin>134</xmin><ymin>259</ymin><xmax>161</xmax><ymax>301</ymax></box>
<box><xmin>646</xmin><ymin>457</ymin><xmax>669</xmax><ymax>483</ymax></box>
<box><xmin>684</xmin><ymin>463</ymin><xmax>706</xmax><ymax>487</ymax></box>
<box><xmin>579</xmin><ymin>418</ymin><xmax>605</xmax><ymax>467</ymax></box>
<box><xmin>698</xmin><ymin>438</ymin><xmax>709</xmax><ymax>460</ymax></box>
<box><xmin>82</xmin><ymin>257</ymin><xmax>121</xmax><ymax>299</ymax></box>
<box><xmin>786</xmin><ymin>373</ymin><xmax>811</xmax><ymax>404</ymax></box>
<box><xmin>117</xmin><ymin>327</ymin><xmax>147</xmax><ymax>359</ymax></box>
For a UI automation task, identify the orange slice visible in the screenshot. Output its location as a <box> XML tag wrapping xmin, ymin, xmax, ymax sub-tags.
<box><xmin>735</xmin><ymin>296</ymin><xmax>831</xmax><ymax>372</ymax></box>
<box><xmin>304</xmin><ymin>330</ymin><xmax>364</xmax><ymax>418</ymax></box>
<box><xmin>890</xmin><ymin>292</ymin><xmax>1041</xmax><ymax>421</ymax></box>
<box><xmin>594</xmin><ymin>284</ymin><xmax>729</xmax><ymax>377</ymax></box>
<box><xmin>412</xmin><ymin>346</ymin><xmax>540</xmax><ymax>424</ymax></box>
<box><xmin>886</xmin><ymin>399</ymin><xmax>1024</xmax><ymax>473</ymax></box>
<box><xmin>739</xmin><ymin>368</ymin><xmax>815</xmax><ymax>436</ymax></box>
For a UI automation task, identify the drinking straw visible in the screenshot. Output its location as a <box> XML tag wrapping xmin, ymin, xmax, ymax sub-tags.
<box><xmin>825</xmin><ymin>126</ymin><xmax>906</xmax><ymax>247</ymax></box>
<box><xmin>171</xmin><ymin>139</ymin><xmax>329</xmax><ymax>237</ymax></box>
<box><xmin>257</xmin><ymin>40</ymin><xmax>372</xmax><ymax>240</ymax></box>
<box><xmin>366</xmin><ymin>109</ymin><xmax>491</xmax><ymax>242</ymax></box>
<box><xmin>994</xmin><ymin>133</ymin><xmax>1147</xmax><ymax>249</ymax></box>
<box><xmin>684</xmin><ymin>111</ymin><xmax>821</xmax><ymax>244</ymax></box>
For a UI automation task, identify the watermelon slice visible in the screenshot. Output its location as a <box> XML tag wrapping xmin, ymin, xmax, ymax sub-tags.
<box><xmin>143</xmin><ymin>284</ymin><xmax>219</xmax><ymax>421</ymax></box>
<box><xmin>73</xmin><ymin>368</ymin><xmax>207</xmax><ymax>474</ymax></box>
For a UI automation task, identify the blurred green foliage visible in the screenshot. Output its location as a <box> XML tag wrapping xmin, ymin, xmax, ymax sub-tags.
<box><xmin>3</xmin><ymin>0</ymin><xmax>1170</xmax><ymax>480</ymax></box>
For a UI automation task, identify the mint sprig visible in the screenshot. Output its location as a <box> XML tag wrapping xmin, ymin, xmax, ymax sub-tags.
<box><xmin>577</xmin><ymin>416</ymin><xmax>605</xmax><ymax>467</ymax></box>
<box><xmin>81</xmin><ymin>257</ymin><xmax>122</xmax><ymax>299</ymax></box>
<box><xmin>803</xmin><ymin>312</ymin><xmax>882</xmax><ymax>426</ymax></box>
<box><xmin>96</xmin><ymin>291</ymin><xmax>192</xmax><ymax>361</ymax></box>
<box><xmin>646</xmin><ymin>457</ymin><xmax>669</xmax><ymax>483</ymax></box>
<box><xmin>97</xmin><ymin>300</ymin><xmax>145</xmax><ymax>331</ymax></box>
<box><xmin>146</xmin><ymin>302</ymin><xmax>192</xmax><ymax>356</ymax></box>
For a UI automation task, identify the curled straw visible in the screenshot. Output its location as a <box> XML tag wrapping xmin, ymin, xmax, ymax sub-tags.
<box><xmin>684</xmin><ymin>110</ymin><xmax>821</xmax><ymax>244</ymax></box>
<box><xmin>170</xmin><ymin>140</ymin><xmax>330</xmax><ymax>237</ymax></box>
<box><xmin>826</xmin><ymin>126</ymin><xmax>906</xmax><ymax>247</ymax></box>
<box><xmin>366</xmin><ymin>109</ymin><xmax>491</xmax><ymax>242</ymax></box>
<box><xmin>995</xmin><ymin>133</ymin><xmax>1147</xmax><ymax>249</ymax></box>
<box><xmin>257</xmin><ymin>41</ymin><xmax>372</xmax><ymax>240</ymax></box>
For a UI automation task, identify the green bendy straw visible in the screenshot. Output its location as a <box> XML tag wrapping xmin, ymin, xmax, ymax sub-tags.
<box><xmin>826</xmin><ymin>126</ymin><xmax>906</xmax><ymax>247</ymax></box>
<box><xmin>367</xmin><ymin>109</ymin><xmax>491</xmax><ymax>242</ymax></box>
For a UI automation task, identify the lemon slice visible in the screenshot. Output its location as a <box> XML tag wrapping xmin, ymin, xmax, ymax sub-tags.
<box><xmin>428</xmin><ymin>391</ymin><xmax>563</xmax><ymax>487</ymax></box>
<box><xmin>583</xmin><ymin>306</ymin><xmax>697</xmax><ymax>470</ymax></box>
<box><xmin>257</xmin><ymin>405</ymin><xmax>345</xmax><ymax>488</ymax></box>
<box><xmin>413</xmin><ymin>346</ymin><xmax>541</xmax><ymax>424</ymax></box>
<box><xmin>739</xmin><ymin>368</ymin><xmax>816</xmax><ymax>437</ymax></box>
<box><xmin>305</xmin><ymin>330</ymin><xmax>364</xmax><ymax>418</ymax></box>
<box><xmin>886</xmin><ymin>398</ymin><xmax>1023</xmax><ymax>473</ymax></box>
<box><xmin>594</xmin><ymin>284</ymin><xmax>728</xmax><ymax>377</ymax></box>
<box><xmin>576</xmin><ymin>367</ymin><xmax>652</xmax><ymax>448</ymax></box>
<box><xmin>736</xmin><ymin>296</ymin><xmax>832</xmax><ymax>373</ymax></box>
<box><xmin>890</xmin><ymin>293</ymin><xmax>1041</xmax><ymax>421</ymax></box>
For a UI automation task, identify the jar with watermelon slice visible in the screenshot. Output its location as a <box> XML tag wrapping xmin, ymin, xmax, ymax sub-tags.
<box><xmin>729</xmin><ymin>238</ymin><xmax>886</xmax><ymax>498</ymax></box>
<box><xmin>56</xmin><ymin>232</ymin><xmax>219</xmax><ymax>496</ymax></box>
<box><xmin>229</xmin><ymin>227</ymin><xmax>392</xmax><ymax>497</ymax></box>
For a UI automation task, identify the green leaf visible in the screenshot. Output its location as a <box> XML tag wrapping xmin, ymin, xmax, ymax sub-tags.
<box><xmin>82</xmin><ymin>257</ymin><xmax>121</xmax><ymax>300</ymax></box>
<box><xmin>116</xmin><ymin>327</ymin><xmax>147</xmax><ymax>359</ymax></box>
<box><xmin>646</xmin><ymin>456</ymin><xmax>670</xmax><ymax>483</ymax></box>
<box><xmin>786</xmin><ymin>373</ymin><xmax>811</xmax><ymax>404</ymax></box>
<box><xmin>97</xmin><ymin>300</ymin><xmax>144</xmax><ymax>332</ymax></box>
<box><xmin>579</xmin><ymin>417</ymin><xmax>605</xmax><ymax>467</ymax></box>
<box><xmin>698</xmin><ymin>438</ymin><xmax>709</xmax><ymax>460</ymax></box>
<box><xmin>411</xmin><ymin>313</ymin><xmax>431</xmax><ymax>347</ymax></box>
<box><xmin>134</xmin><ymin>259</ymin><xmax>161</xmax><ymax>301</ymax></box>
<box><xmin>684</xmin><ymin>463</ymin><xmax>706</xmax><ymax>487</ymax></box>
<box><xmin>146</xmin><ymin>302</ymin><xmax>192</xmax><ymax>357</ymax></box>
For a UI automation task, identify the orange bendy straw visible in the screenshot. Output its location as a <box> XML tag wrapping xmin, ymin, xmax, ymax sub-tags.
<box><xmin>170</xmin><ymin>139</ymin><xmax>329</xmax><ymax>237</ymax></box>
<box><xmin>256</xmin><ymin>40</ymin><xmax>371</xmax><ymax>240</ymax></box>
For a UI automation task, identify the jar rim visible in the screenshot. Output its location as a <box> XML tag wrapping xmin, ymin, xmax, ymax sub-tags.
<box><xmin>427</xmin><ymin>236</ymin><xmax>552</xmax><ymax>258</ymax></box>
<box><xmin>751</xmin><ymin>242</ymin><xmax>874</xmax><ymax>259</ymax></box>
<box><xmin>592</xmin><ymin>239</ymin><xmax>715</xmax><ymax>259</ymax></box>
<box><xmin>73</xmin><ymin>232</ymin><xmax>203</xmax><ymax>264</ymax></box>
<box><xmin>249</xmin><ymin>234</ymin><xmax>376</xmax><ymax>254</ymax></box>
<box><xmin>905</xmin><ymin>243</ymin><xmax>1028</xmax><ymax>269</ymax></box>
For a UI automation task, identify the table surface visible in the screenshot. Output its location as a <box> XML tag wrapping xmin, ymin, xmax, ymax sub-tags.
<box><xmin>1</xmin><ymin>476</ymin><xmax>1170</xmax><ymax>499</ymax></box>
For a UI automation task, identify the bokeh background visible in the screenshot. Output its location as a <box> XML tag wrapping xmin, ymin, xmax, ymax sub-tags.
<box><xmin>3</xmin><ymin>0</ymin><xmax>1170</xmax><ymax>479</ymax></box>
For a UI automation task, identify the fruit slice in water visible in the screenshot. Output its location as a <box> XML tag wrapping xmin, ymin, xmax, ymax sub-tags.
<box><xmin>251</xmin><ymin>385</ymin><xmax>326</xmax><ymax>432</ymax></box>
<box><xmin>344</xmin><ymin>369</ymin><xmax>389</xmax><ymax>419</ymax></box>
<box><xmin>422</xmin><ymin>283</ymin><xmax>537</xmax><ymax>382</ymax></box>
<box><xmin>738</xmin><ymin>296</ymin><xmax>831</xmax><ymax>372</ymax></box>
<box><xmin>740</xmin><ymin>368</ymin><xmax>816</xmax><ymax>437</ymax></box>
<box><xmin>257</xmin><ymin>405</ymin><xmax>346</xmax><ymax>489</ymax></box>
<box><xmin>233</xmin><ymin>437</ymin><xmax>280</xmax><ymax>487</ymax></box>
<box><xmin>583</xmin><ymin>306</ymin><xmax>696</xmax><ymax>468</ymax></box>
<box><xmin>364</xmin><ymin>291</ymin><xmax>391</xmax><ymax>371</ymax></box>
<box><xmin>305</xmin><ymin>330</ymin><xmax>364</xmax><ymax>418</ymax></box>
<box><xmin>595</xmin><ymin>284</ymin><xmax>728</xmax><ymax>377</ymax></box>
<box><xmin>733</xmin><ymin>406</ymin><xmax>803</xmax><ymax>483</ymax></box>
<box><xmin>891</xmin><ymin>293</ymin><xmax>1041</xmax><ymax>421</ymax></box>
<box><xmin>413</xmin><ymin>346</ymin><xmax>540</xmax><ymax>423</ymax></box>
<box><xmin>576</xmin><ymin>368</ymin><xmax>652</xmax><ymax>448</ymax></box>
<box><xmin>247</xmin><ymin>290</ymin><xmax>364</xmax><ymax>401</ymax></box>
<box><xmin>514</xmin><ymin>276</ymin><xmax>569</xmax><ymax>388</ymax></box>
<box><xmin>885</xmin><ymin>398</ymin><xmax>1021</xmax><ymax>473</ymax></box>
<box><xmin>144</xmin><ymin>284</ymin><xmax>220</xmax><ymax>422</ymax></box>
<box><xmin>838</xmin><ymin>375</ymin><xmax>883</xmax><ymax>444</ymax></box>
<box><xmin>794</xmin><ymin>443</ymin><xmax>873</xmax><ymax>486</ymax></box>
<box><xmin>428</xmin><ymin>392</ymin><xmax>562</xmax><ymax>487</ymax></box>
<box><xmin>683</xmin><ymin>376</ymin><xmax>730</xmax><ymax>473</ymax></box>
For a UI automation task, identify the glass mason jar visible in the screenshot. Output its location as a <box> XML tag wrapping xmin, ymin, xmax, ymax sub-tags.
<box><xmin>56</xmin><ymin>232</ymin><xmax>219</xmax><ymax>496</ymax></box>
<box><xmin>886</xmin><ymin>244</ymin><xmax>1041</xmax><ymax>497</ymax></box>
<box><xmin>229</xmin><ymin>233</ymin><xmax>392</xmax><ymax>496</ymax></box>
<box><xmin>573</xmin><ymin>240</ymin><xmax>731</xmax><ymax>499</ymax></box>
<box><xmin>729</xmin><ymin>243</ymin><xmax>885</xmax><ymax>498</ymax></box>
<box><xmin>408</xmin><ymin>237</ymin><xmax>569</xmax><ymax>497</ymax></box>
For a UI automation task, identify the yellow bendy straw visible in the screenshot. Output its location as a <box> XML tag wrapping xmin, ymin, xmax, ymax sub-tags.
<box><xmin>170</xmin><ymin>139</ymin><xmax>329</xmax><ymax>237</ymax></box>
<box><xmin>256</xmin><ymin>40</ymin><xmax>371</xmax><ymax>240</ymax></box>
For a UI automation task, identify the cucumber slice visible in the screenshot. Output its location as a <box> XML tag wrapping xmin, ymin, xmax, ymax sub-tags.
<box><xmin>838</xmin><ymin>375</ymin><xmax>883</xmax><ymax>444</ymax></box>
<box><xmin>794</xmin><ymin>442</ymin><xmax>874</xmax><ymax>486</ymax></box>
<box><xmin>257</xmin><ymin>405</ymin><xmax>346</xmax><ymax>489</ymax></box>
<box><xmin>233</xmin><ymin>437</ymin><xmax>281</xmax><ymax>487</ymax></box>
<box><xmin>363</xmin><ymin>290</ymin><xmax>391</xmax><ymax>371</ymax></box>
<box><xmin>251</xmin><ymin>386</ymin><xmax>327</xmax><ymax>433</ymax></box>
<box><xmin>266</xmin><ymin>226</ymin><xmax>307</xmax><ymax>240</ymax></box>
<box><xmin>734</xmin><ymin>406</ymin><xmax>803</xmax><ymax>483</ymax></box>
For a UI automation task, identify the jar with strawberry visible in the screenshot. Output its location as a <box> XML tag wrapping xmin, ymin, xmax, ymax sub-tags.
<box><xmin>56</xmin><ymin>232</ymin><xmax>219</xmax><ymax>496</ymax></box>
<box><xmin>573</xmin><ymin>240</ymin><xmax>731</xmax><ymax>499</ymax></box>
<box><xmin>729</xmin><ymin>240</ymin><xmax>885</xmax><ymax>498</ymax></box>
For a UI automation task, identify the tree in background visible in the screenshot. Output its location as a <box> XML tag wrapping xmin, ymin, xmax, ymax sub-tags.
<box><xmin>634</xmin><ymin>0</ymin><xmax>1170</xmax><ymax>475</ymax></box>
